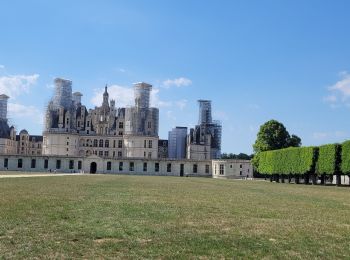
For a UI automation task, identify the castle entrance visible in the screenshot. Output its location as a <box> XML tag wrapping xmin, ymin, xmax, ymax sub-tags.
<box><xmin>90</xmin><ymin>162</ymin><xmax>97</xmax><ymax>174</ymax></box>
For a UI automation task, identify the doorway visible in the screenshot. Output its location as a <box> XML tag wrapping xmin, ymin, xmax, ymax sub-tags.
<box><xmin>90</xmin><ymin>162</ymin><xmax>97</xmax><ymax>174</ymax></box>
<box><xmin>180</xmin><ymin>164</ymin><xmax>184</xmax><ymax>177</ymax></box>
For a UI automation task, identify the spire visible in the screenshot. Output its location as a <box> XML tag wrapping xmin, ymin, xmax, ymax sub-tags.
<box><xmin>102</xmin><ymin>84</ymin><xmax>109</xmax><ymax>108</ymax></box>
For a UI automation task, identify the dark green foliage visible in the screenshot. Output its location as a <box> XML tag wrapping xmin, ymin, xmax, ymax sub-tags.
<box><xmin>316</xmin><ymin>144</ymin><xmax>341</xmax><ymax>175</ymax></box>
<box><xmin>253</xmin><ymin>120</ymin><xmax>301</xmax><ymax>153</ymax></box>
<box><xmin>258</xmin><ymin>146</ymin><xmax>317</xmax><ymax>175</ymax></box>
<box><xmin>341</xmin><ymin>140</ymin><xmax>350</xmax><ymax>174</ymax></box>
<box><xmin>221</xmin><ymin>153</ymin><xmax>252</xmax><ymax>160</ymax></box>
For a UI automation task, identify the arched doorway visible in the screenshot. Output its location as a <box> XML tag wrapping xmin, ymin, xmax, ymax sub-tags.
<box><xmin>90</xmin><ymin>162</ymin><xmax>97</xmax><ymax>174</ymax></box>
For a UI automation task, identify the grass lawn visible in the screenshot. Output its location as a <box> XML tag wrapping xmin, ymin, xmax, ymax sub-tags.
<box><xmin>0</xmin><ymin>175</ymin><xmax>349</xmax><ymax>259</ymax></box>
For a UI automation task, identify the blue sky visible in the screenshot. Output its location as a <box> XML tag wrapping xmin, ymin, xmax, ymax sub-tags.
<box><xmin>1</xmin><ymin>0</ymin><xmax>350</xmax><ymax>154</ymax></box>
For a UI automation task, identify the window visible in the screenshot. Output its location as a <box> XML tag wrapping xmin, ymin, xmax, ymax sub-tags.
<box><xmin>214</xmin><ymin>164</ymin><xmax>217</xmax><ymax>175</ymax></box>
<box><xmin>219</xmin><ymin>164</ymin><xmax>224</xmax><ymax>175</ymax></box>
<box><xmin>18</xmin><ymin>159</ymin><xmax>23</xmax><ymax>168</ymax></box>
<box><xmin>167</xmin><ymin>163</ymin><xmax>171</xmax><ymax>172</ymax></box>
<box><xmin>67</xmin><ymin>142</ymin><xmax>69</xmax><ymax>145</ymax></box>
<box><xmin>99</xmin><ymin>139</ymin><xmax>103</xmax><ymax>147</ymax></box>
<box><xmin>93</xmin><ymin>139</ymin><xmax>98</xmax><ymax>147</ymax></box>
<box><xmin>105</xmin><ymin>140</ymin><xmax>109</xmax><ymax>148</ymax></box>
<box><xmin>205</xmin><ymin>165</ymin><xmax>210</xmax><ymax>174</ymax></box>
<box><xmin>99</xmin><ymin>151</ymin><xmax>103</xmax><ymax>156</ymax></box>
<box><xmin>143</xmin><ymin>162</ymin><xmax>147</xmax><ymax>172</ymax></box>
<box><xmin>119</xmin><ymin>122</ymin><xmax>123</xmax><ymax>129</ymax></box>
<box><xmin>240</xmin><ymin>164</ymin><xmax>242</xmax><ymax>168</ymax></box>
<box><xmin>113</xmin><ymin>140</ymin><xmax>116</xmax><ymax>148</ymax></box>
<box><xmin>118</xmin><ymin>151</ymin><xmax>122</xmax><ymax>158</ymax></box>
<box><xmin>155</xmin><ymin>163</ymin><xmax>159</xmax><ymax>172</ymax></box>
<box><xmin>104</xmin><ymin>151</ymin><xmax>109</xmax><ymax>157</ymax></box>
<box><xmin>44</xmin><ymin>159</ymin><xmax>48</xmax><ymax>169</ymax></box>
<box><xmin>31</xmin><ymin>159</ymin><xmax>36</xmax><ymax>169</ymax></box>
<box><xmin>148</xmin><ymin>140</ymin><xmax>152</xmax><ymax>148</ymax></box>
<box><xmin>69</xmin><ymin>160</ymin><xmax>74</xmax><ymax>170</ymax></box>
<box><xmin>119</xmin><ymin>131</ymin><xmax>123</xmax><ymax>136</ymax></box>
<box><xmin>144</xmin><ymin>140</ymin><xmax>147</xmax><ymax>148</ymax></box>
<box><xmin>107</xmin><ymin>161</ymin><xmax>112</xmax><ymax>171</ymax></box>
<box><xmin>56</xmin><ymin>160</ymin><xmax>61</xmax><ymax>169</ymax></box>
<box><xmin>4</xmin><ymin>158</ymin><xmax>8</xmax><ymax>168</ymax></box>
<box><xmin>119</xmin><ymin>162</ymin><xmax>123</xmax><ymax>171</ymax></box>
<box><xmin>147</xmin><ymin>121</ymin><xmax>152</xmax><ymax>129</ymax></box>
<box><xmin>87</xmin><ymin>121</ymin><xmax>90</xmax><ymax>127</ymax></box>
<box><xmin>240</xmin><ymin>171</ymin><xmax>242</xmax><ymax>176</ymax></box>
<box><xmin>193</xmin><ymin>164</ymin><xmax>198</xmax><ymax>173</ymax></box>
<box><xmin>118</xmin><ymin>140</ymin><xmax>123</xmax><ymax>148</ymax></box>
<box><xmin>230</xmin><ymin>165</ymin><xmax>233</xmax><ymax>168</ymax></box>
<box><xmin>129</xmin><ymin>162</ymin><xmax>134</xmax><ymax>171</ymax></box>
<box><xmin>78</xmin><ymin>161</ymin><xmax>82</xmax><ymax>170</ymax></box>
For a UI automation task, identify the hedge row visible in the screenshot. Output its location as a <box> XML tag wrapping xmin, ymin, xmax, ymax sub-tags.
<box><xmin>341</xmin><ymin>141</ymin><xmax>350</xmax><ymax>174</ymax></box>
<box><xmin>258</xmin><ymin>141</ymin><xmax>348</xmax><ymax>176</ymax></box>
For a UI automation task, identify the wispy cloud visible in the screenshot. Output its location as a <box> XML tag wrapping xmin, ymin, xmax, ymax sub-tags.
<box><xmin>8</xmin><ymin>102</ymin><xmax>44</xmax><ymax>126</ymax></box>
<box><xmin>324</xmin><ymin>71</ymin><xmax>350</xmax><ymax>107</ymax></box>
<box><xmin>0</xmin><ymin>74</ymin><xmax>39</xmax><ymax>99</ymax></box>
<box><xmin>91</xmin><ymin>85</ymin><xmax>134</xmax><ymax>108</ymax></box>
<box><xmin>0</xmin><ymin>65</ymin><xmax>5</xmax><ymax>70</ymax></box>
<box><xmin>92</xmin><ymin>85</ymin><xmax>187</xmax><ymax>110</ymax></box>
<box><xmin>162</xmin><ymin>77</ymin><xmax>192</xmax><ymax>88</ymax></box>
<box><xmin>312</xmin><ymin>131</ymin><xmax>348</xmax><ymax>140</ymax></box>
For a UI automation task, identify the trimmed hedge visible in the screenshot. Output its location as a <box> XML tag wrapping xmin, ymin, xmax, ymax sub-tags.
<box><xmin>258</xmin><ymin>146</ymin><xmax>317</xmax><ymax>175</ymax></box>
<box><xmin>316</xmin><ymin>144</ymin><xmax>341</xmax><ymax>175</ymax></box>
<box><xmin>341</xmin><ymin>141</ymin><xmax>350</xmax><ymax>174</ymax></box>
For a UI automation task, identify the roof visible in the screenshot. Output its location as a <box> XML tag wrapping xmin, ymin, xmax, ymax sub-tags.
<box><xmin>0</xmin><ymin>94</ymin><xmax>9</xmax><ymax>99</ymax></box>
<box><xmin>19</xmin><ymin>129</ymin><xmax>29</xmax><ymax>135</ymax></box>
<box><xmin>0</xmin><ymin>120</ymin><xmax>10</xmax><ymax>138</ymax></box>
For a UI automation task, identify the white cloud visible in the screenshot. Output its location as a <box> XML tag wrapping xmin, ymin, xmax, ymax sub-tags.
<box><xmin>8</xmin><ymin>102</ymin><xmax>44</xmax><ymax>126</ymax></box>
<box><xmin>91</xmin><ymin>85</ymin><xmax>134</xmax><ymax>108</ymax></box>
<box><xmin>312</xmin><ymin>131</ymin><xmax>349</xmax><ymax>140</ymax></box>
<box><xmin>0</xmin><ymin>74</ymin><xmax>39</xmax><ymax>99</ymax></box>
<box><xmin>324</xmin><ymin>71</ymin><xmax>350</xmax><ymax>106</ymax></box>
<box><xmin>0</xmin><ymin>65</ymin><xmax>5</xmax><ymax>69</ymax></box>
<box><xmin>312</xmin><ymin>132</ymin><xmax>329</xmax><ymax>140</ymax></box>
<box><xmin>162</xmin><ymin>77</ymin><xmax>192</xmax><ymax>88</ymax></box>
<box><xmin>91</xmin><ymin>85</ymin><xmax>184</xmax><ymax>109</ymax></box>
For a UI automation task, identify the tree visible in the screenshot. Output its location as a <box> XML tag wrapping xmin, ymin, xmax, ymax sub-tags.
<box><xmin>221</xmin><ymin>153</ymin><xmax>252</xmax><ymax>160</ymax></box>
<box><xmin>253</xmin><ymin>120</ymin><xmax>301</xmax><ymax>153</ymax></box>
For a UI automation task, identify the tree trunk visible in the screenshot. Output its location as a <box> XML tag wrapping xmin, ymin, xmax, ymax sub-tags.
<box><xmin>269</xmin><ymin>176</ymin><xmax>273</xmax><ymax>182</ymax></box>
<box><xmin>320</xmin><ymin>174</ymin><xmax>325</xmax><ymax>185</ymax></box>
<box><xmin>281</xmin><ymin>175</ymin><xmax>285</xmax><ymax>183</ymax></box>
<box><xmin>336</xmin><ymin>174</ymin><xmax>341</xmax><ymax>186</ymax></box>
<box><xmin>288</xmin><ymin>175</ymin><xmax>291</xmax><ymax>183</ymax></box>
<box><xmin>312</xmin><ymin>174</ymin><xmax>317</xmax><ymax>185</ymax></box>
<box><xmin>304</xmin><ymin>174</ymin><xmax>309</xmax><ymax>185</ymax></box>
<box><xmin>276</xmin><ymin>174</ymin><xmax>280</xmax><ymax>183</ymax></box>
<box><xmin>295</xmin><ymin>176</ymin><xmax>300</xmax><ymax>184</ymax></box>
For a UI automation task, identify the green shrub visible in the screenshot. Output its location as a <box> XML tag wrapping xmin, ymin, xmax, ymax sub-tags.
<box><xmin>341</xmin><ymin>141</ymin><xmax>350</xmax><ymax>174</ymax></box>
<box><xmin>258</xmin><ymin>146</ymin><xmax>317</xmax><ymax>175</ymax></box>
<box><xmin>316</xmin><ymin>144</ymin><xmax>340</xmax><ymax>175</ymax></box>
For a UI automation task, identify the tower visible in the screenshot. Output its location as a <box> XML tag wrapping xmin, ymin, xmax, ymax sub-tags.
<box><xmin>52</xmin><ymin>78</ymin><xmax>73</xmax><ymax>109</ymax></box>
<box><xmin>198</xmin><ymin>100</ymin><xmax>212</xmax><ymax>125</ymax></box>
<box><xmin>134</xmin><ymin>82</ymin><xmax>152</xmax><ymax>109</ymax></box>
<box><xmin>0</xmin><ymin>94</ymin><xmax>9</xmax><ymax>121</ymax></box>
